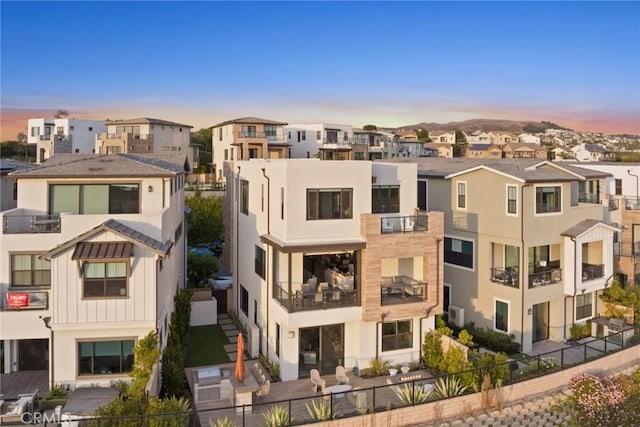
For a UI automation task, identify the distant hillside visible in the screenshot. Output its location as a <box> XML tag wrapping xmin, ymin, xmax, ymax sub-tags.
<box><xmin>387</xmin><ymin>119</ymin><xmax>572</xmax><ymax>135</ymax></box>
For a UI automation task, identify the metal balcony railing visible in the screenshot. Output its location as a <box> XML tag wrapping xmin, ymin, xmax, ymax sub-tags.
<box><xmin>490</xmin><ymin>268</ymin><xmax>519</xmax><ymax>288</ymax></box>
<box><xmin>380</xmin><ymin>213</ymin><xmax>428</xmax><ymax>234</ymax></box>
<box><xmin>273</xmin><ymin>282</ymin><xmax>359</xmax><ymax>313</ymax></box>
<box><xmin>380</xmin><ymin>276</ymin><xmax>427</xmax><ymax>306</ymax></box>
<box><xmin>528</xmin><ymin>268</ymin><xmax>562</xmax><ymax>288</ymax></box>
<box><xmin>578</xmin><ymin>193</ymin><xmax>600</xmax><ymax>204</ymax></box>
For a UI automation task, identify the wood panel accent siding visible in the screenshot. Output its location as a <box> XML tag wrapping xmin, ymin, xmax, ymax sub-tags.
<box><xmin>360</xmin><ymin>211</ymin><xmax>444</xmax><ymax>322</ymax></box>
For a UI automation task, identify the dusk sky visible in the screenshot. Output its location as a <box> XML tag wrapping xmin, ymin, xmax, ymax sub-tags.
<box><xmin>1</xmin><ymin>1</ymin><xmax>639</xmax><ymax>140</ymax></box>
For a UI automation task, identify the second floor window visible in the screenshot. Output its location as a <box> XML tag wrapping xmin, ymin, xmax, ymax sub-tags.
<box><xmin>240</xmin><ymin>285</ymin><xmax>249</xmax><ymax>315</ymax></box>
<box><xmin>83</xmin><ymin>262</ymin><xmax>127</xmax><ymax>298</ymax></box>
<box><xmin>444</xmin><ymin>237</ymin><xmax>473</xmax><ymax>269</ymax></box>
<box><xmin>11</xmin><ymin>254</ymin><xmax>51</xmax><ymax>287</ymax></box>
<box><xmin>372</xmin><ymin>185</ymin><xmax>400</xmax><ymax>213</ymax></box>
<box><xmin>307</xmin><ymin>188</ymin><xmax>353</xmax><ymax>220</ymax></box>
<box><xmin>615</xmin><ymin>179</ymin><xmax>622</xmax><ymax>196</ymax></box>
<box><xmin>536</xmin><ymin>186</ymin><xmax>561</xmax><ymax>214</ymax></box>
<box><xmin>255</xmin><ymin>245</ymin><xmax>265</xmax><ymax>279</ymax></box>
<box><xmin>507</xmin><ymin>185</ymin><xmax>517</xmax><ymax>214</ymax></box>
<box><xmin>457</xmin><ymin>182</ymin><xmax>466</xmax><ymax>209</ymax></box>
<box><xmin>49</xmin><ymin>184</ymin><xmax>139</xmax><ymax>215</ymax></box>
<box><xmin>264</xmin><ymin>125</ymin><xmax>277</xmax><ymax>137</ymax></box>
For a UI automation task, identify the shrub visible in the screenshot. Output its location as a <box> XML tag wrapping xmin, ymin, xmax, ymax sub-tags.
<box><xmin>367</xmin><ymin>358</ymin><xmax>390</xmax><ymax>376</ymax></box>
<box><xmin>262</xmin><ymin>405</ymin><xmax>290</xmax><ymax>427</ymax></box>
<box><xmin>147</xmin><ymin>396</ymin><xmax>191</xmax><ymax>427</ymax></box>
<box><xmin>161</xmin><ymin>339</ymin><xmax>185</xmax><ymax>397</ymax></box>
<box><xmin>209</xmin><ymin>418</ymin><xmax>238</xmax><ymax>427</ymax></box>
<box><xmin>474</xmin><ymin>352</ymin><xmax>510</xmax><ymax>388</ymax></box>
<box><xmin>422</xmin><ymin>331</ymin><xmax>443</xmax><ymax>371</ymax></box>
<box><xmin>305</xmin><ymin>398</ymin><xmax>339</xmax><ymax>421</ymax></box>
<box><xmin>566</xmin><ymin>373</ymin><xmax>632</xmax><ymax>427</ymax></box>
<box><xmin>454</xmin><ymin>323</ymin><xmax>520</xmax><ymax>354</ymax></box>
<box><xmin>432</xmin><ymin>376</ymin><xmax>468</xmax><ymax>398</ymax></box>
<box><xmin>394</xmin><ymin>383</ymin><xmax>431</xmax><ymax>405</ymax></box>
<box><xmin>570</xmin><ymin>323</ymin><xmax>591</xmax><ymax>341</ymax></box>
<box><xmin>259</xmin><ymin>355</ymin><xmax>281</xmax><ymax>382</ymax></box>
<box><xmin>457</xmin><ymin>329</ymin><xmax>474</xmax><ymax>347</ymax></box>
<box><xmin>440</xmin><ymin>346</ymin><xmax>475</xmax><ymax>389</ymax></box>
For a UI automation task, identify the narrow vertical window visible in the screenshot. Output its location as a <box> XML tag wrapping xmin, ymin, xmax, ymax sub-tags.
<box><xmin>457</xmin><ymin>182</ymin><xmax>466</xmax><ymax>209</ymax></box>
<box><xmin>281</xmin><ymin>187</ymin><xmax>284</xmax><ymax>219</ymax></box>
<box><xmin>507</xmin><ymin>185</ymin><xmax>517</xmax><ymax>214</ymax></box>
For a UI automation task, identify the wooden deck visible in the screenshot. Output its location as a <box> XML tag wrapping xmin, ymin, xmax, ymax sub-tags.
<box><xmin>0</xmin><ymin>370</ymin><xmax>48</xmax><ymax>401</ymax></box>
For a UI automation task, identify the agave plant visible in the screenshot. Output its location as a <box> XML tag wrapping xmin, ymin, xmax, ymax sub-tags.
<box><xmin>393</xmin><ymin>383</ymin><xmax>431</xmax><ymax>405</ymax></box>
<box><xmin>305</xmin><ymin>398</ymin><xmax>339</xmax><ymax>421</ymax></box>
<box><xmin>262</xmin><ymin>405</ymin><xmax>290</xmax><ymax>427</ymax></box>
<box><xmin>433</xmin><ymin>376</ymin><xmax>469</xmax><ymax>398</ymax></box>
<box><xmin>209</xmin><ymin>417</ymin><xmax>239</xmax><ymax>427</ymax></box>
<box><xmin>368</xmin><ymin>358</ymin><xmax>391</xmax><ymax>376</ymax></box>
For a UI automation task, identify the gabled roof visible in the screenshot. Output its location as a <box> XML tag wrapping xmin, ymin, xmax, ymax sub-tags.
<box><xmin>410</xmin><ymin>158</ymin><xmax>611</xmax><ymax>182</ymax></box>
<box><xmin>41</xmin><ymin>219</ymin><xmax>172</xmax><ymax>260</ymax></box>
<box><xmin>106</xmin><ymin>117</ymin><xmax>193</xmax><ymax>128</ymax></box>
<box><xmin>561</xmin><ymin>219</ymin><xmax>619</xmax><ymax>238</ymax></box>
<box><xmin>9</xmin><ymin>153</ymin><xmax>183</xmax><ymax>178</ymax></box>
<box><xmin>210</xmin><ymin>117</ymin><xmax>288</xmax><ymax>128</ymax></box>
<box><xmin>467</xmin><ymin>144</ymin><xmax>500</xmax><ymax>151</ymax></box>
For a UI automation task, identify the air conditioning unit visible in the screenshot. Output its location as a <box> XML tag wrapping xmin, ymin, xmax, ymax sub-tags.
<box><xmin>448</xmin><ymin>305</ymin><xmax>465</xmax><ymax>327</ymax></box>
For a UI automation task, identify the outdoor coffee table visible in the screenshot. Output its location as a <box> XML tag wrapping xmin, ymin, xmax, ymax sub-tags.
<box><xmin>324</xmin><ymin>384</ymin><xmax>352</xmax><ymax>398</ymax></box>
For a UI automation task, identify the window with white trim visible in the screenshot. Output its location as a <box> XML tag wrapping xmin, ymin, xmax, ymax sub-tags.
<box><xmin>457</xmin><ymin>182</ymin><xmax>466</xmax><ymax>209</ymax></box>
<box><xmin>536</xmin><ymin>186</ymin><xmax>561</xmax><ymax>214</ymax></box>
<box><xmin>507</xmin><ymin>185</ymin><xmax>517</xmax><ymax>214</ymax></box>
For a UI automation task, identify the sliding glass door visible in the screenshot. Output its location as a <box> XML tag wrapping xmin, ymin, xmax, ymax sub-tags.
<box><xmin>298</xmin><ymin>323</ymin><xmax>344</xmax><ymax>378</ymax></box>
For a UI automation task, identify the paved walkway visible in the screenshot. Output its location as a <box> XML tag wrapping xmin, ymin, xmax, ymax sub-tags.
<box><xmin>217</xmin><ymin>313</ymin><xmax>246</xmax><ymax>361</ymax></box>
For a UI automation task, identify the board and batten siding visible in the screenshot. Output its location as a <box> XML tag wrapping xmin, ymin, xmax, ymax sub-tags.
<box><xmin>51</xmin><ymin>230</ymin><xmax>157</xmax><ymax>326</ymax></box>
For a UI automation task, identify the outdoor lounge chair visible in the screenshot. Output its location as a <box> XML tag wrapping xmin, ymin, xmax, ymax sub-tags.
<box><xmin>382</xmin><ymin>218</ymin><xmax>394</xmax><ymax>233</ymax></box>
<box><xmin>255</xmin><ymin>380</ymin><xmax>270</xmax><ymax>401</ymax></box>
<box><xmin>401</xmin><ymin>217</ymin><xmax>414</xmax><ymax>232</ymax></box>
<box><xmin>310</xmin><ymin>369</ymin><xmax>326</xmax><ymax>393</ymax></box>
<box><xmin>336</xmin><ymin>365</ymin><xmax>349</xmax><ymax>385</ymax></box>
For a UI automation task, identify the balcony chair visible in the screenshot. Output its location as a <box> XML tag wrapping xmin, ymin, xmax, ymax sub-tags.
<box><xmin>401</xmin><ymin>217</ymin><xmax>414</xmax><ymax>232</ymax></box>
<box><xmin>255</xmin><ymin>380</ymin><xmax>270</xmax><ymax>401</ymax></box>
<box><xmin>382</xmin><ymin>218</ymin><xmax>394</xmax><ymax>233</ymax></box>
<box><xmin>310</xmin><ymin>369</ymin><xmax>326</xmax><ymax>393</ymax></box>
<box><xmin>335</xmin><ymin>365</ymin><xmax>349</xmax><ymax>385</ymax></box>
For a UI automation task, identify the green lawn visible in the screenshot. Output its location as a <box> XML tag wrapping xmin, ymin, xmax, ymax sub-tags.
<box><xmin>184</xmin><ymin>324</ymin><xmax>231</xmax><ymax>367</ymax></box>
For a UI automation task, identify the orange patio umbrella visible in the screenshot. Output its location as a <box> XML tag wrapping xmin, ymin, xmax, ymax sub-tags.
<box><xmin>235</xmin><ymin>332</ymin><xmax>245</xmax><ymax>382</ymax></box>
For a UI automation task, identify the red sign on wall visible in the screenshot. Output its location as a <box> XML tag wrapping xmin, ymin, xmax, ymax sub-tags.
<box><xmin>6</xmin><ymin>292</ymin><xmax>29</xmax><ymax>308</ymax></box>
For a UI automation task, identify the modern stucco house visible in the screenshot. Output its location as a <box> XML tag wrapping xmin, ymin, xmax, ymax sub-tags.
<box><xmin>413</xmin><ymin>158</ymin><xmax>617</xmax><ymax>353</ymax></box>
<box><xmin>27</xmin><ymin>118</ymin><xmax>107</xmax><ymax>163</ymax></box>
<box><xmin>224</xmin><ymin>159</ymin><xmax>444</xmax><ymax>380</ymax></box>
<box><xmin>0</xmin><ymin>154</ymin><xmax>186</xmax><ymax>389</ymax></box>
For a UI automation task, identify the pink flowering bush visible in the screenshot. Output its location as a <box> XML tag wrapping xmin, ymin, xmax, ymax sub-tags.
<box><xmin>567</xmin><ymin>371</ymin><xmax>640</xmax><ymax>426</ymax></box>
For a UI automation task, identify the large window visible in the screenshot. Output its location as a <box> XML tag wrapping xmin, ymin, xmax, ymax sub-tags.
<box><xmin>444</xmin><ymin>237</ymin><xmax>474</xmax><ymax>269</ymax></box>
<box><xmin>78</xmin><ymin>340</ymin><xmax>134</xmax><ymax>376</ymax></box>
<box><xmin>83</xmin><ymin>262</ymin><xmax>127</xmax><ymax>298</ymax></box>
<box><xmin>49</xmin><ymin>184</ymin><xmax>139</xmax><ymax>215</ymax></box>
<box><xmin>255</xmin><ymin>245</ymin><xmax>265</xmax><ymax>279</ymax></box>
<box><xmin>372</xmin><ymin>185</ymin><xmax>400</xmax><ymax>213</ymax></box>
<box><xmin>457</xmin><ymin>182</ymin><xmax>466</xmax><ymax>209</ymax></box>
<box><xmin>306</xmin><ymin>188</ymin><xmax>353</xmax><ymax>220</ymax></box>
<box><xmin>115</xmin><ymin>126</ymin><xmax>141</xmax><ymax>135</ymax></box>
<box><xmin>240</xmin><ymin>285</ymin><xmax>249</xmax><ymax>316</ymax></box>
<box><xmin>240</xmin><ymin>179</ymin><xmax>249</xmax><ymax>215</ymax></box>
<box><xmin>536</xmin><ymin>186</ymin><xmax>561</xmax><ymax>214</ymax></box>
<box><xmin>264</xmin><ymin>125</ymin><xmax>277</xmax><ymax>137</ymax></box>
<box><xmin>507</xmin><ymin>185</ymin><xmax>517</xmax><ymax>214</ymax></box>
<box><xmin>495</xmin><ymin>300</ymin><xmax>509</xmax><ymax>332</ymax></box>
<box><xmin>576</xmin><ymin>293</ymin><xmax>593</xmax><ymax>321</ymax></box>
<box><xmin>382</xmin><ymin>320</ymin><xmax>413</xmax><ymax>351</ymax></box>
<box><xmin>11</xmin><ymin>254</ymin><xmax>51</xmax><ymax>287</ymax></box>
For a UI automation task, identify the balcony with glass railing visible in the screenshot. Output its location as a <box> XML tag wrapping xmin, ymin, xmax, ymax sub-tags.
<box><xmin>2</xmin><ymin>211</ymin><xmax>61</xmax><ymax>234</ymax></box>
<box><xmin>0</xmin><ymin>290</ymin><xmax>49</xmax><ymax>311</ymax></box>
<box><xmin>582</xmin><ymin>264</ymin><xmax>604</xmax><ymax>282</ymax></box>
<box><xmin>380</xmin><ymin>213</ymin><xmax>428</xmax><ymax>234</ymax></box>
<box><xmin>578</xmin><ymin>193</ymin><xmax>600</xmax><ymax>204</ymax></box>
<box><xmin>528</xmin><ymin>267</ymin><xmax>562</xmax><ymax>288</ymax></box>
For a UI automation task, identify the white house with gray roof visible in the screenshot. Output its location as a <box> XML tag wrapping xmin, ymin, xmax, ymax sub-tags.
<box><xmin>0</xmin><ymin>154</ymin><xmax>186</xmax><ymax>390</ymax></box>
<box><xmin>27</xmin><ymin>118</ymin><xmax>107</xmax><ymax>163</ymax></box>
<box><xmin>412</xmin><ymin>158</ymin><xmax>616</xmax><ymax>353</ymax></box>
<box><xmin>95</xmin><ymin>118</ymin><xmax>195</xmax><ymax>169</ymax></box>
